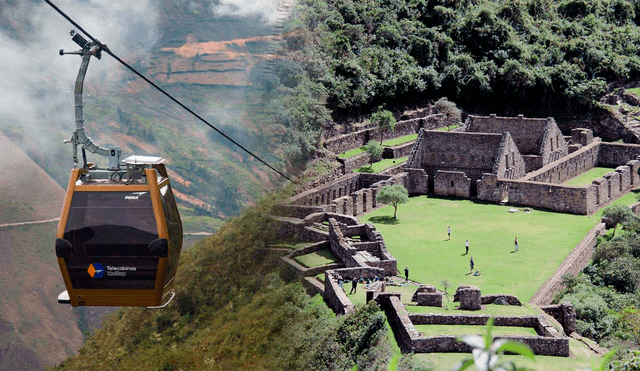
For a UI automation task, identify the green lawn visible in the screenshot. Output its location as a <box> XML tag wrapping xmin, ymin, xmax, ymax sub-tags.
<box><xmin>627</xmin><ymin>87</ymin><xmax>640</xmax><ymax>96</ymax></box>
<box><xmin>353</xmin><ymin>157</ymin><xmax>408</xmax><ymax>173</ymax></box>
<box><xmin>414</xmin><ymin>324</ymin><xmax>538</xmax><ymax>337</ymax></box>
<box><xmin>338</xmin><ymin>135</ymin><xmax>418</xmax><ymax>159</ymax></box>
<box><xmin>360</xmin><ymin>192</ymin><xmax>640</xmax><ymax>302</ymax></box>
<box><xmin>338</xmin><ymin>147</ymin><xmax>365</xmax><ymax>159</ymax></box>
<box><xmin>405</xmin><ymin>301</ymin><xmax>539</xmax><ymax>316</ymax></box>
<box><xmin>382</xmin><ymin>134</ymin><xmax>418</xmax><ymax>147</ymax></box>
<box><xmin>436</xmin><ymin>124</ymin><xmax>461</xmax><ymax>131</ymax></box>
<box><xmin>294</xmin><ymin>249</ymin><xmax>339</xmax><ymax>268</ymax></box>
<box><xmin>563</xmin><ymin>167</ymin><xmax>617</xmax><ymax>186</ymax></box>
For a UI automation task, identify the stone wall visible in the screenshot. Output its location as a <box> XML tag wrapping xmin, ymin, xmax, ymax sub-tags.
<box><xmin>405</xmin><ymin>168</ymin><xmax>428</xmax><ymax>194</ymax></box>
<box><xmin>323</xmin><ymin>114</ymin><xmax>444</xmax><ymax>154</ymax></box>
<box><xmin>409</xmin><ymin>314</ymin><xmax>546</xmax><ymax>334</ymax></box>
<box><xmin>324</xmin><ymin>271</ymin><xmax>355</xmax><ymax>315</ymax></box>
<box><xmin>457</xmin><ymin>285</ymin><xmax>481</xmax><ymax>310</ymax></box>
<box><xmin>340</xmin><ymin>153</ymin><xmax>371</xmax><ymax>173</ymax></box>
<box><xmin>539</xmin><ymin>118</ymin><xmax>569</xmax><ymax>166</ymax></box>
<box><xmin>599</xmin><ymin>142</ymin><xmax>640</xmax><ymax>167</ymax></box>
<box><xmin>410</xmin><ymin>131</ymin><xmax>514</xmax><ymax>193</ymax></box>
<box><xmin>383</xmin><ymin>141</ymin><xmax>415</xmax><ymax>159</ymax></box>
<box><xmin>541</xmin><ymin>302</ymin><xmax>577</xmax><ymax>335</ymax></box>
<box><xmin>523</xmin><ymin>139</ymin><xmax>601</xmax><ymax>184</ymax></box>
<box><xmin>328</xmin><ymin>218</ymin><xmax>397</xmax><ymax>275</ymax></box>
<box><xmin>434</xmin><ymin>171</ymin><xmax>471</xmax><ymax>198</ymax></box>
<box><xmin>572</xmin><ymin>128</ymin><xmax>594</xmax><ymax>147</ymax></box>
<box><xmin>476</xmin><ymin>174</ymin><xmax>508</xmax><ymax>203</ymax></box>
<box><xmin>465</xmin><ymin>114</ymin><xmax>563</xmax><ymax>157</ymax></box>
<box><xmin>270</xmin><ymin>204</ymin><xmax>326</xmax><ymax>219</ymax></box>
<box><xmin>497</xmin><ymin>157</ymin><xmax>639</xmax><ymax>215</ymax></box>
<box><xmin>522</xmin><ymin>155</ymin><xmax>543</xmax><ymax>173</ymax></box>
<box><xmin>286</xmin><ymin>173</ymin><xmax>393</xmax><ymax>211</ymax></box>
<box><xmin>377</xmin><ymin>294</ymin><xmax>570</xmax><ymax>356</ymax></box>
<box><xmin>287</xmin><ymin>241</ymin><xmax>330</xmax><ymax>259</ymax></box>
<box><xmin>494</xmin><ymin>132</ymin><xmax>527</xmax><ymax>180</ymax></box>
<box><xmin>411</xmin><ymin>335</ymin><xmax>569</xmax><ymax>356</ymax></box>
<box><xmin>481</xmin><ymin>294</ymin><xmax>522</xmax><ymax>306</ymax></box>
<box><xmin>411</xmin><ymin>285</ymin><xmax>443</xmax><ymax>307</ymax></box>
<box><xmin>377</xmin><ymin>294</ymin><xmax>420</xmax><ymax>353</ymax></box>
<box><xmin>507</xmin><ymin>181</ymin><xmax>592</xmax><ymax>215</ymax></box>
<box><xmin>530</xmin><ymin>222</ymin><xmax>607</xmax><ymax>305</ymax></box>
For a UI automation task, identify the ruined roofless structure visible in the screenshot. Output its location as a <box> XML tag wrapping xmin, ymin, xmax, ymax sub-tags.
<box><xmin>465</xmin><ymin>114</ymin><xmax>568</xmax><ymax>172</ymax></box>
<box><xmin>406</xmin><ymin>130</ymin><xmax>526</xmax><ymax>197</ymax></box>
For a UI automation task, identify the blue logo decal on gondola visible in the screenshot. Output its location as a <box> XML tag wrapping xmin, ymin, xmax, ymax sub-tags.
<box><xmin>88</xmin><ymin>263</ymin><xmax>105</xmax><ymax>278</ymax></box>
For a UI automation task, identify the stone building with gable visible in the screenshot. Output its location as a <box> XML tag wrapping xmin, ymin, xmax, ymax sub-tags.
<box><xmin>405</xmin><ymin>130</ymin><xmax>526</xmax><ymax>197</ymax></box>
<box><xmin>465</xmin><ymin>114</ymin><xmax>568</xmax><ymax>172</ymax></box>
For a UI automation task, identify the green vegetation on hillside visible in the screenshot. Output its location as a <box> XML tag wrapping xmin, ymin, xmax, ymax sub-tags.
<box><xmin>285</xmin><ymin>0</ymin><xmax>640</xmax><ymax>117</ymax></box>
<box><xmin>553</xmin><ymin>202</ymin><xmax>640</xmax><ymax>366</ymax></box>
<box><xmin>54</xmin><ymin>196</ymin><xmax>403</xmax><ymax>370</ymax></box>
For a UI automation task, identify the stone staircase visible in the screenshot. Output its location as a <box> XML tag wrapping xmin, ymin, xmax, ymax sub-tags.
<box><xmin>405</xmin><ymin>129</ymin><xmax>425</xmax><ymax>168</ymax></box>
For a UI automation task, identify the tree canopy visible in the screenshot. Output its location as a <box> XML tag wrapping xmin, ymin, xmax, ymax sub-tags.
<box><xmin>376</xmin><ymin>184</ymin><xmax>409</xmax><ymax>219</ymax></box>
<box><xmin>363</xmin><ymin>140</ymin><xmax>384</xmax><ymax>166</ymax></box>
<box><xmin>602</xmin><ymin>204</ymin><xmax>635</xmax><ymax>237</ymax></box>
<box><xmin>285</xmin><ymin>0</ymin><xmax>640</xmax><ymax>117</ymax></box>
<box><xmin>370</xmin><ymin>108</ymin><xmax>397</xmax><ymax>144</ymax></box>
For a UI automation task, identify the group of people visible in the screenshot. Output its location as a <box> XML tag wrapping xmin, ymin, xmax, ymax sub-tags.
<box><xmin>446</xmin><ymin>226</ymin><xmax>520</xmax><ymax>274</ymax></box>
<box><xmin>334</xmin><ymin>274</ymin><xmax>383</xmax><ymax>295</ymax></box>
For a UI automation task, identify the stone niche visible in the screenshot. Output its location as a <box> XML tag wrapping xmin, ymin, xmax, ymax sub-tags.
<box><xmin>434</xmin><ymin>171</ymin><xmax>471</xmax><ymax>198</ymax></box>
<box><xmin>411</xmin><ymin>285</ymin><xmax>443</xmax><ymax>307</ymax></box>
<box><xmin>454</xmin><ymin>285</ymin><xmax>481</xmax><ymax>311</ymax></box>
<box><xmin>541</xmin><ymin>301</ymin><xmax>577</xmax><ymax>335</ymax></box>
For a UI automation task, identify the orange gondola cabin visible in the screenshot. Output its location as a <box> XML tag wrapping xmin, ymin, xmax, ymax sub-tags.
<box><xmin>56</xmin><ymin>157</ymin><xmax>182</xmax><ymax>307</ymax></box>
<box><xmin>55</xmin><ymin>32</ymin><xmax>182</xmax><ymax>307</ymax></box>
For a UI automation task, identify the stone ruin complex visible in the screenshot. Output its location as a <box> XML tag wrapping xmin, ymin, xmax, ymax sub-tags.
<box><xmin>405</xmin><ymin>114</ymin><xmax>640</xmax><ymax>214</ymax></box>
<box><xmin>277</xmin><ymin>113</ymin><xmax>640</xmax><ymax>217</ymax></box>
<box><xmin>271</xmin><ymin>111</ymin><xmax>634</xmax><ymax>358</ymax></box>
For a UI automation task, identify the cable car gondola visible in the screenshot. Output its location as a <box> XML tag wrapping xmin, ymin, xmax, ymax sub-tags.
<box><xmin>55</xmin><ymin>31</ymin><xmax>182</xmax><ymax>307</ymax></box>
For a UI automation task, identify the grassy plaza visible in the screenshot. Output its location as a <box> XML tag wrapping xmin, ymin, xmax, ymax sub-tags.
<box><xmin>360</xmin><ymin>191</ymin><xmax>639</xmax><ymax>302</ymax></box>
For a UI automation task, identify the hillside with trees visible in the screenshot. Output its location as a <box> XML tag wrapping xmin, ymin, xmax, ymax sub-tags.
<box><xmin>267</xmin><ymin>0</ymin><xmax>640</xmax><ymax>122</ymax></box>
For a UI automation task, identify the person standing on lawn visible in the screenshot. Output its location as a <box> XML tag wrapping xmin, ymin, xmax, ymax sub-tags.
<box><xmin>465</xmin><ymin>239</ymin><xmax>469</xmax><ymax>255</ymax></box>
<box><xmin>514</xmin><ymin>236</ymin><xmax>519</xmax><ymax>251</ymax></box>
<box><xmin>447</xmin><ymin>226</ymin><xmax>452</xmax><ymax>240</ymax></box>
<box><xmin>470</xmin><ymin>257</ymin><xmax>474</xmax><ymax>272</ymax></box>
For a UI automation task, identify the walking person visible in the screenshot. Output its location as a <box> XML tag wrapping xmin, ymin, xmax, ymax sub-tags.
<box><xmin>470</xmin><ymin>257</ymin><xmax>474</xmax><ymax>273</ymax></box>
<box><xmin>514</xmin><ymin>236</ymin><xmax>519</xmax><ymax>251</ymax></box>
<box><xmin>465</xmin><ymin>239</ymin><xmax>469</xmax><ymax>255</ymax></box>
<box><xmin>349</xmin><ymin>278</ymin><xmax>358</xmax><ymax>294</ymax></box>
<box><xmin>404</xmin><ymin>266</ymin><xmax>409</xmax><ymax>283</ymax></box>
<box><xmin>447</xmin><ymin>226</ymin><xmax>452</xmax><ymax>240</ymax></box>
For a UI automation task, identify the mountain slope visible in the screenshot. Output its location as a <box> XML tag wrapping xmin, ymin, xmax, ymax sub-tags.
<box><xmin>0</xmin><ymin>132</ymin><xmax>83</xmax><ymax>370</ymax></box>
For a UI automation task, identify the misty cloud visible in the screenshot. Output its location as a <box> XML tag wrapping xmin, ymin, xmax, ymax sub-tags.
<box><xmin>210</xmin><ymin>0</ymin><xmax>281</xmax><ymax>24</ymax></box>
<box><xmin>0</xmin><ymin>0</ymin><xmax>160</xmax><ymax>169</ymax></box>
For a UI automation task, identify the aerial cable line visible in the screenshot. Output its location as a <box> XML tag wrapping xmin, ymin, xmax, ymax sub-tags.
<box><xmin>44</xmin><ymin>0</ymin><xmax>297</xmax><ymax>184</ymax></box>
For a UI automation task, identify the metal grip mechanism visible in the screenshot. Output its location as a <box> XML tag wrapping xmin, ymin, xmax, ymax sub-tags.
<box><xmin>72</xmin><ymin>33</ymin><xmax>89</xmax><ymax>49</ymax></box>
<box><xmin>59</xmin><ymin>29</ymin><xmax>120</xmax><ymax>174</ymax></box>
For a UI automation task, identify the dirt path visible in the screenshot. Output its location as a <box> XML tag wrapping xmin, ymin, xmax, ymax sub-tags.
<box><xmin>0</xmin><ymin>218</ymin><xmax>60</xmax><ymax>229</ymax></box>
<box><xmin>0</xmin><ymin>218</ymin><xmax>214</xmax><ymax>238</ymax></box>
